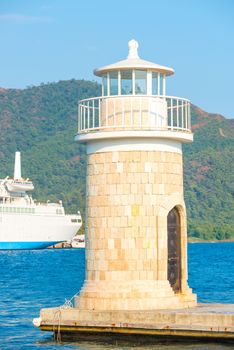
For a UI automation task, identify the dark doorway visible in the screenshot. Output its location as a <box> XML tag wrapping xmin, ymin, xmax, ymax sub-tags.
<box><xmin>167</xmin><ymin>207</ymin><xmax>181</xmax><ymax>293</ymax></box>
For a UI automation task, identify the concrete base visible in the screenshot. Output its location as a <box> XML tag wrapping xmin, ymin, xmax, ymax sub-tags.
<box><xmin>36</xmin><ymin>304</ymin><xmax>234</xmax><ymax>341</ymax></box>
<box><xmin>75</xmin><ymin>280</ymin><xmax>196</xmax><ymax>310</ymax></box>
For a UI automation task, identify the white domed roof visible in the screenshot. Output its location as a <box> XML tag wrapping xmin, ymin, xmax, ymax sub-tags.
<box><xmin>94</xmin><ymin>40</ymin><xmax>174</xmax><ymax>77</ymax></box>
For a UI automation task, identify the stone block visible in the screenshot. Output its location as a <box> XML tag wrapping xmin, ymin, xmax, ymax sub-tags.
<box><xmin>131</xmin><ymin>204</ymin><xmax>139</xmax><ymax>216</ymax></box>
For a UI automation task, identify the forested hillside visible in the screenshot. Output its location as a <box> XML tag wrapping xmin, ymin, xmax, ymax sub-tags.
<box><xmin>0</xmin><ymin>80</ymin><xmax>233</xmax><ymax>240</ymax></box>
<box><xmin>184</xmin><ymin>106</ymin><xmax>234</xmax><ymax>240</ymax></box>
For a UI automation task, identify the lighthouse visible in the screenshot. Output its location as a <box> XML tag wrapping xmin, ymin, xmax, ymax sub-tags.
<box><xmin>35</xmin><ymin>41</ymin><xmax>233</xmax><ymax>340</ymax></box>
<box><xmin>75</xmin><ymin>40</ymin><xmax>196</xmax><ymax>310</ymax></box>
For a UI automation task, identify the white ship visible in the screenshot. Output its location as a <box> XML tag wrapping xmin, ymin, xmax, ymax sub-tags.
<box><xmin>0</xmin><ymin>152</ymin><xmax>82</xmax><ymax>250</ymax></box>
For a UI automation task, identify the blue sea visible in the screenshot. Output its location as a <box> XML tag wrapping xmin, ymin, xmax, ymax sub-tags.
<box><xmin>0</xmin><ymin>243</ymin><xmax>233</xmax><ymax>350</ymax></box>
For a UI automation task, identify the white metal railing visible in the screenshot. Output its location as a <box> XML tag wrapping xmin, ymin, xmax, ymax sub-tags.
<box><xmin>78</xmin><ymin>95</ymin><xmax>191</xmax><ymax>133</ymax></box>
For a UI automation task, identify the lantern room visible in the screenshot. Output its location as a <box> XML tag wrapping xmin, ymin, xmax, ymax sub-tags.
<box><xmin>76</xmin><ymin>40</ymin><xmax>192</xmax><ymax>142</ymax></box>
<box><xmin>95</xmin><ymin>40</ymin><xmax>173</xmax><ymax>97</ymax></box>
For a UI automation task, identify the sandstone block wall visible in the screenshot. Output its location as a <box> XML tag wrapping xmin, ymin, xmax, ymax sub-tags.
<box><xmin>86</xmin><ymin>150</ymin><xmax>182</xmax><ymax>282</ymax></box>
<box><xmin>75</xmin><ymin>149</ymin><xmax>196</xmax><ymax>310</ymax></box>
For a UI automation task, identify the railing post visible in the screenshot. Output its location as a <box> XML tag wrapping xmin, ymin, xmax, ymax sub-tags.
<box><xmin>83</xmin><ymin>104</ymin><xmax>85</xmax><ymax>132</ymax></box>
<box><xmin>130</xmin><ymin>97</ymin><xmax>133</xmax><ymax>126</ymax></box>
<box><xmin>176</xmin><ymin>99</ymin><xmax>179</xmax><ymax>130</ymax></box>
<box><xmin>171</xmin><ymin>98</ymin><xmax>173</xmax><ymax>130</ymax></box>
<box><xmin>87</xmin><ymin>101</ymin><xmax>90</xmax><ymax>130</ymax></box>
<box><xmin>78</xmin><ymin>104</ymin><xmax>80</xmax><ymax>132</ymax></box>
<box><xmin>188</xmin><ymin>103</ymin><xmax>191</xmax><ymax>130</ymax></box>
<box><xmin>140</xmin><ymin>97</ymin><xmax>142</xmax><ymax>127</ymax></box>
<box><xmin>182</xmin><ymin>100</ymin><xmax>184</xmax><ymax>130</ymax></box>
<box><xmin>106</xmin><ymin>98</ymin><xmax>108</xmax><ymax>127</ymax></box>
<box><xmin>121</xmin><ymin>97</ymin><xmax>124</xmax><ymax>127</ymax></box>
<box><xmin>79</xmin><ymin>105</ymin><xmax>81</xmax><ymax>131</ymax></box>
<box><xmin>99</xmin><ymin>98</ymin><xmax>101</xmax><ymax>128</ymax></box>
<box><xmin>114</xmin><ymin>98</ymin><xmax>116</xmax><ymax>127</ymax></box>
<box><xmin>92</xmin><ymin>99</ymin><xmax>95</xmax><ymax>129</ymax></box>
<box><xmin>156</xmin><ymin>98</ymin><xmax>159</xmax><ymax>128</ymax></box>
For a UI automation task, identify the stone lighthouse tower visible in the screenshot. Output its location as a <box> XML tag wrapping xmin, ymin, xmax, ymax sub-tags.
<box><xmin>75</xmin><ymin>40</ymin><xmax>196</xmax><ymax>310</ymax></box>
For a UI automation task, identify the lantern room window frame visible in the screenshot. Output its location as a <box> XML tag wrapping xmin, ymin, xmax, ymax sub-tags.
<box><xmin>102</xmin><ymin>70</ymin><xmax>166</xmax><ymax>97</ymax></box>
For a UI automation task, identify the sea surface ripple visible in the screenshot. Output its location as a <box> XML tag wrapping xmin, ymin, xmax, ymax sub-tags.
<box><xmin>0</xmin><ymin>242</ymin><xmax>233</xmax><ymax>350</ymax></box>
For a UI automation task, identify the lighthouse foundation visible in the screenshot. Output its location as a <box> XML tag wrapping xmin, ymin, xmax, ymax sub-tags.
<box><xmin>37</xmin><ymin>304</ymin><xmax>234</xmax><ymax>341</ymax></box>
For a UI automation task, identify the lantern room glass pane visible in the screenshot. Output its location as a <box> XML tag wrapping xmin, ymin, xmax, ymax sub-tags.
<box><xmin>152</xmin><ymin>72</ymin><xmax>158</xmax><ymax>95</ymax></box>
<box><xmin>135</xmin><ymin>70</ymin><xmax>147</xmax><ymax>94</ymax></box>
<box><xmin>160</xmin><ymin>74</ymin><xmax>164</xmax><ymax>95</ymax></box>
<box><xmin>121</xmin><ymin>70</ymin><xmax>132</xmax><ymax>95</ymax></box>
<box><xmin>102</xmin><ymin>75</ymin><xmax>107</xmax><ymax>96</ymax></box>
<box><xmin>109</xmin><ymin>71</ymin><xmax>118</xmax><ymax>96</ymax></box>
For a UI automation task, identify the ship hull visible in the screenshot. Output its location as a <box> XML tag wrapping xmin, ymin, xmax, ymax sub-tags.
<box><xmin>0</xmin><ymin>213</ymin><xmax>81</xmax><ymax>250</ymax></box>
<box><xmin>0</xmin><ymin>241</ymin><xmax>59</xmax><ymax>250</ymax></box>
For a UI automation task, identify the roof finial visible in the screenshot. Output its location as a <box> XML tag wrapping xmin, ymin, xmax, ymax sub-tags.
<box><xmin>127</xmin><ymin>39</ymin><xmax>139</xmax><ymax>59</ymax></box>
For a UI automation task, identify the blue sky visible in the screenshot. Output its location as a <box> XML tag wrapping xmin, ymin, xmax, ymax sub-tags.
<box><xmin>0</xmin><ymin>0</ymin><xmax>234</xmax><ymax>118</ymax></box>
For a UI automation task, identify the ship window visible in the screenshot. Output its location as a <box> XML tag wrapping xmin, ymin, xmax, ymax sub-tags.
<box><xmin>71</xmin><ymin>219</ymin><xmax>78</xmax><ymax>223</ymax></box>
<box><xmin>135</xmin><ymin>70</ymin><xmax>147</xmax><ymax>95</ymax></box>
<box><xmin>121</xmin><ymin>70</ymin><xmax>132</xmax><ymax>95</ymax></box>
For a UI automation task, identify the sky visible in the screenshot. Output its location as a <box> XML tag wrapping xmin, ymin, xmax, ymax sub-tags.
<box><xmin>0</xmin><ymin>0</ymin><xmax>234</xmax><ymax>118</ymax></box>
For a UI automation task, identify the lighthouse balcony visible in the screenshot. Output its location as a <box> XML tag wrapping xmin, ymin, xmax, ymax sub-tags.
<box><xmin>76</xmin><ymin>95</ymin><xmax>192</xmax><ymax>142</ymax></box>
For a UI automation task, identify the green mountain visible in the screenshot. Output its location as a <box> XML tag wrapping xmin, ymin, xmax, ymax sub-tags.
<box><xmin>0</xmin><ymin>80</ymin><xmax>233</xmax><ymax>240</ymax></box>
<box><xmin>184</xmin><ymin>106</ymin><xmax>234</xmax><ymax>240</ymax></box>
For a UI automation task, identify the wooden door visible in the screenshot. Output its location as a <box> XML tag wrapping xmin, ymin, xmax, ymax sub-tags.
<box><xmin>167</xmin><ymin>207</ymin><xmax>181</xmax><ymax>293</ymax></box>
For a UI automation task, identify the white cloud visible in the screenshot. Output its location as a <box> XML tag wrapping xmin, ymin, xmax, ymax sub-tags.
<box><xmin>0</xmin><ymin>13</ymin><xmax>53</xmax><ymax>23</ymax></box>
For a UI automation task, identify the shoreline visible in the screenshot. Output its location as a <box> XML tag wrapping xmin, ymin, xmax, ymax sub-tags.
<box><xmin>188</xmin><ymin>238</ymin><xmax>234</xmax><ymax>243</ymax></box>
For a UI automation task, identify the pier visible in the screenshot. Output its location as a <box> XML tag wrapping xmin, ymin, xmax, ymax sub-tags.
<box><xmin>36</xmin><ymin>304</ymin><xmax>234</xmax><ymax>340</ymax></box>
